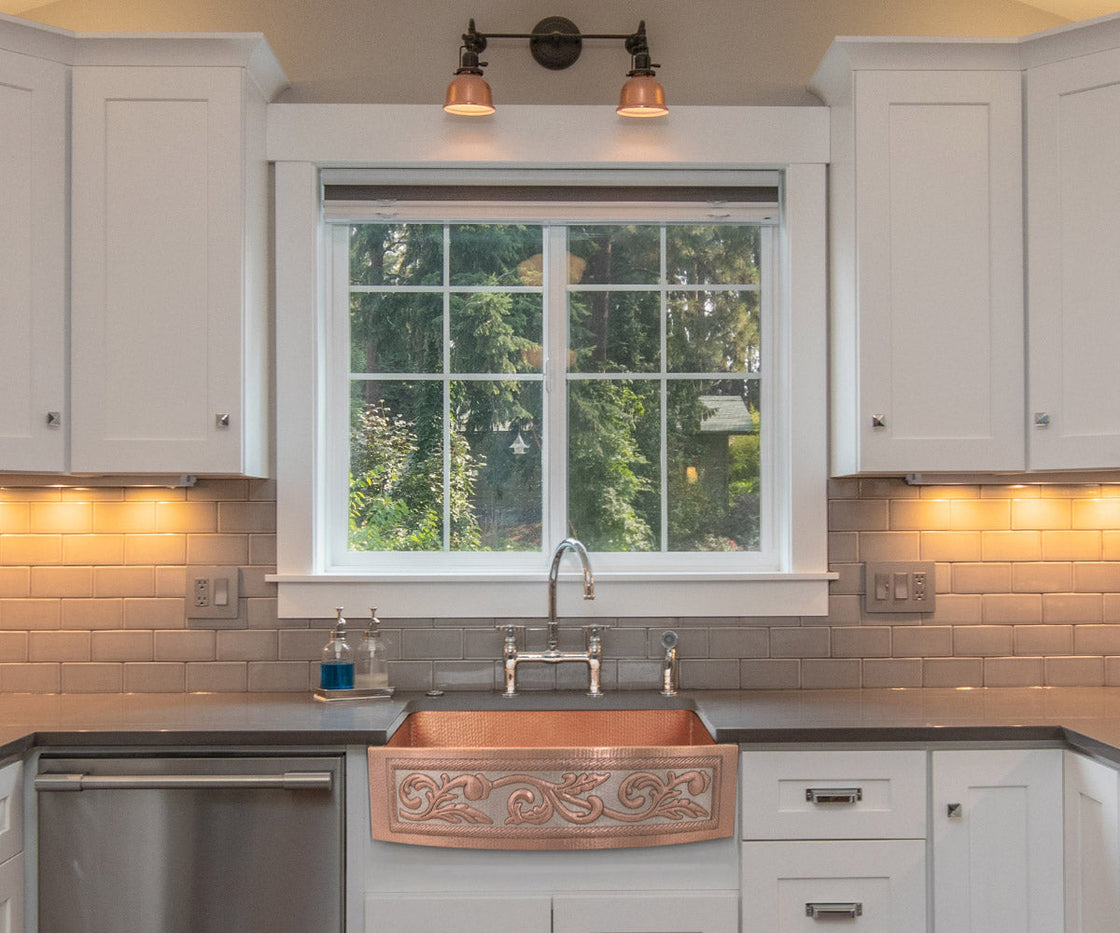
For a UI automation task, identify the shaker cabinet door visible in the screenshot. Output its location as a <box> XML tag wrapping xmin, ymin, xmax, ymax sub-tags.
<box><xmin>0</xmin><ymin>48</ymin><xmax>67</xmax><ymax>473</ymax></box>
<box><xmin>824</xmin><ymin>65</ymin><xmax>1025</xmax><ymax>475</ymax></box>
<box><xmin>1026</xmin><ymin>47</ymin><xmax>1120</xmax><ymax>470</ymax></box>
<box><xmin>70</xmin><ymin>65</ymin><xmax>269</xmax><ymax>476</ymax></box>
<box><xmin>931</xmin><ymin>748</ymin><xmax>1062</xmax><ymax>933</ymax></box>
<box><xmin>1064</xmin><ymin>750</ymin><xmax>1120</xmax><ymax>933</ymax></box>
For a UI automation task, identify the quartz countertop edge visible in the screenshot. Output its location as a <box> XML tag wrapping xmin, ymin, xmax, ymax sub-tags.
<box><xmin>4</xmin><ymin>687</ymin><xmax>1120</xmax><ymax>766</ymax></box>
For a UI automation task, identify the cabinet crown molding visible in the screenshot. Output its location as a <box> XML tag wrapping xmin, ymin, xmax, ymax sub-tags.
<box><xmin>0</xmin><ymin>15</ymin><xmax>287</xmax><ymax>100</ymax></box>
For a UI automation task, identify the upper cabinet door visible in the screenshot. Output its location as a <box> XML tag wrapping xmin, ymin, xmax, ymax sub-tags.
<box><xmin>0</xmin><ymin>49</ymin><xmax>67</xmax><ymax>472</ymax></box>
<box><xmin>70</xmin><ymin>64</ymin><xmax>269</xmax><ymax>476</ymax></box>
<box><xmin>1027</xmin><ymin>48</ymin><xmax>1120</xmax><ymax>471</ymax></box>
<box><xmin>824</xmin><ymin>65</ymin><xmax>1025</xmax><ymax>475</ymax></box>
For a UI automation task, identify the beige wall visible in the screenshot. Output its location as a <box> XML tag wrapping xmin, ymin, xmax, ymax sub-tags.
<box><xmin>20</xmin><ymin>0</ymin><xmax>1066</xmax><ymax>105</ymax></box>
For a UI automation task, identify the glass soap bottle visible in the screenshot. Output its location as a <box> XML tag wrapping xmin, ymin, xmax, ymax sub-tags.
<box><xmin>319</xmin><ymin>607</ymin><xmax>354</xmax><ymax>690</ymax></box>
<box><xmin>355</xmin><ymin>607</ymin><xmax>389</xmax><ymax>691</ymax></box>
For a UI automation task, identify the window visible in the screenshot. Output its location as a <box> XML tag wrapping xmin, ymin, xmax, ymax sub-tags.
<box><xmin>327</xmin><ymin>200</ymin><xmax>778</xmax><ymax>575</ymax></box>
<box><xmin>269</xmin><ymin>109</ymin><xmax>831</xmax><ymax>619</ymax></box>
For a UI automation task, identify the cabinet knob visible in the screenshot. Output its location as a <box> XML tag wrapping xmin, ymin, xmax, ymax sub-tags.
<box><xmin>215</xmin><ymin>413</ymin><xmax>231</xmax><ymax>428</ymax></box>
<box><xmin>46</xmin><ymin>411</ymin><xmax>61</xmax><ymax>427</ymax></box>
<box><xmin>1033</xmin><ymin>412</ymin><xmax>1051</xmax><ymax>427</ymax></box>
<box><xmin>947</xmin><ymin>802</ymin><xmax>963</xmax><ymax>819</ymax></box>
<box><xmin>871</xmin><ymin>414</ymin><xmax>886</xmax><ymax>428</ymax></box>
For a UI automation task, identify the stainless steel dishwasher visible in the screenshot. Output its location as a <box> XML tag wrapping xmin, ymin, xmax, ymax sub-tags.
<box><xmin>34</xmin><ymin>751</ymin><xmax>344</xmax><ymax>933</ymax></box>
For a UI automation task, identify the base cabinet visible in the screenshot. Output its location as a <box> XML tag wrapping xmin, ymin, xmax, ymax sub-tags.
<box><xmin>1064</xmin><ymin>750</ymin><xmax>1120</xmax><ymax>933</ymax></box>
<box><xmin>931</xmin><ymin>748</ymin><xmax>1063</xmax><ymax>933</ymax></box>
<box><xmin>0</xmin><ymin>761</ymin><xmax>22</xmax><ymax>933</ymax></box>
<box><xmin>364</xmin><ymin>892</ymin><xmax>739</xmax><ymax>933</ymax></box>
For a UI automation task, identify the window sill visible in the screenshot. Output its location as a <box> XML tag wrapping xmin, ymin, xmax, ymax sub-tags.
<box><xmin>268</xmin><ymin>572</ymin><xmax>836</xmax><ymax>619</ymax></box>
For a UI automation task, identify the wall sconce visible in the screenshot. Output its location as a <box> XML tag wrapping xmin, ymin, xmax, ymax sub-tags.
<box><xmin>444</xmin><ymin>17</ymin><xmax>668</xmax><ymax>118</ymax></box>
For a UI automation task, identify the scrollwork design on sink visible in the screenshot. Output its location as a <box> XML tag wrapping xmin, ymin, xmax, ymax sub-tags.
<box><xmin>397</xmin><ymin>767</ymin><xmax>713</xmax><ymax>827</ymax></box>
<box><xmin>367</xmin><ymin>709</ymin><xmax>738</xmax><ymax>850</ymax></box>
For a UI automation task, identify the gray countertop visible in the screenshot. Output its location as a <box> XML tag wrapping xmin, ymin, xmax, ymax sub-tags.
<box><xmin>5</xmin><ymin>687</ymin><xmax>1120</xmax><ymax>763</ymax></box>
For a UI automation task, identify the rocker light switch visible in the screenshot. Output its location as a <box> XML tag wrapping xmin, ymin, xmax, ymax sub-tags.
<box><xmin>864</xmin><ymin>561</ymin><xmax>935</xmax><ymax>613</ymax></box>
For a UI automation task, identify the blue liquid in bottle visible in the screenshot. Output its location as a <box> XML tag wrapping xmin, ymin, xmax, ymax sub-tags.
<box><xmin>320</xmin><ymin>660</ymin><xmax>354</xmax><ymax>690</ymax></box>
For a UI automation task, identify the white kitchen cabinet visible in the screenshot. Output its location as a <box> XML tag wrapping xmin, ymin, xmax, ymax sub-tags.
<box><xmin>0</xmin><ymin>761</ymin><xmax>22</xmax><ymax>868</ymax></box>
<box><xmin>741</xmin><ymin>840</ymin><xmax>926</xmax><ymax>932</ymax></box>
<box><xmin>364</xmin><ymin>894</ymin><xmax>551</xmax><ymax>933</ymax></box>
<box><xmin>740</xmin><ymin>749</ymin><xmax>926</xmax><ymax>840</ymax></box>
<box><xmin>0</xmin><ymin>761</ymin><xmax>23</xmax><ymax>933</ymax></box>
<box><xmin>812</xmin><ymin>45</ymin><xmax>1026</xmax><ymax>476</ymax></box>
<box><xmin>552</xmin><ymin>892</ymin><xmax>739</xmax><ymax>933</ymax></box>
<box><xmin>740</xmin><ymin>749</ymin><xmax>927</xmax><ymax>931</ymax></box>
<box><xmin>1064</xmin><ymin>750</ymin><xmax>1120</xmax><ymax>933</ymax></box>
<box><xmin>365</xmin><ymin>892</ymin><xmax>738</xmax><ymax>933</ymax></box>
<box><xmin>69</xmin><ymin>39</ymin><xmax>284</xmax><ymax>476</ymax></box>
<box><xmin>0</xmin><ymin>853</ymin><xmax>22</xmax><ymax>933</ymax></box>
<box><xmin>1026</xmin><ymin>45</ymin><xmax>1120</xmax><ymax>471</ymax></box>
<box><xmin>932</xmin><ymin>748</ymin><xmax>1063</xmax><ymax>933</ymax></box>
<box><xmin>0</xmin><ymin>27</ymin><xmax>68</xmax><ymax>473</ymax></box>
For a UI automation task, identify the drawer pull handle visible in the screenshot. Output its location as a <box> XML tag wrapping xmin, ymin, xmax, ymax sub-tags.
<box><xmin>805</xmin><ymin>787</ymin><xmax>863</xmax><ymax>804</ymax></box>
<box><xmin>806</xmin><ymin>902</ymin><xmax>863</xmax><ymax>920</ymax></box>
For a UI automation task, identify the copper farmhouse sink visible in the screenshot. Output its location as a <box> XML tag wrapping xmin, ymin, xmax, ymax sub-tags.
<box><xmin>368</xmin><ymin>709</ymin><xmax>737</xmax><ymax>850</ymax></box>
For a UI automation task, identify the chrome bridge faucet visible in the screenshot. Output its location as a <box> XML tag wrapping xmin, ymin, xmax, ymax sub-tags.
<box><xmin>499</xmin><ymin>537</ymin><xmax>603</xmax><ymax>697</ymax></box>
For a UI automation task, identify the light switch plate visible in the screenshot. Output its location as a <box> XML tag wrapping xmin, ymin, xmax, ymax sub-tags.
<box><xmin>187</xmin><ymin>566</ymin><xmax>240</xmax><ymax>619</ymax></box>
<box><xmin>864</xmin><ymin>561</ymin><xmax>935</xmax><ymax>613</ymax></box>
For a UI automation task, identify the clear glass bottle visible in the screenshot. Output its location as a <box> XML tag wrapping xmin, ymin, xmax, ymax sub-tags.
<box><xmin>319</xmin><ymin>606</ymin><xmax>354</xmax><ymax>690</ymax></box>
<box><xmin>355</xmin><ymin>607</ymin><xmax>389</xmax><ymax>690</ymax></box>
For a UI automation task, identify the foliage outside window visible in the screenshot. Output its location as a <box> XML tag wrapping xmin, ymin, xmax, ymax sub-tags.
<box><xmin>333</xmin><ymin>211</ymin><xmax>775</xmax><ymax>570</ymax></box>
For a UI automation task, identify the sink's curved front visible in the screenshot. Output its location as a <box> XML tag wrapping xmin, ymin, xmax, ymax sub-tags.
<box><xmin>368</xmin><ymin>709</ymin><xmax>737</xmax><ymax>850</ymax></box>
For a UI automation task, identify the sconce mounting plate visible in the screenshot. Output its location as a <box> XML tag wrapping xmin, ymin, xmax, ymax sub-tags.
<box><xmin>530</xmin><ymin>16</ymin><xmax>582</xmax><ymax>70</ymax></box>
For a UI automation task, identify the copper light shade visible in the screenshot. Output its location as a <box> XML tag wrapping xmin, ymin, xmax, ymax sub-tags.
<box><xmin>444</xmin><ymin>72</ymin><xmax>495</xmax><ymax>116</ymax></box>
<box><xmin>617</xmin><ymin>74</ymin><xmax>668</xmax><ymax>117</ymax></box>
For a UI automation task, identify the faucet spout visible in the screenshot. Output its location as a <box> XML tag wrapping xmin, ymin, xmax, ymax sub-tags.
<box><xmin>547</xmin><ymin>537</ymin><xmax>594</xmax><ymax>651</ymax></box>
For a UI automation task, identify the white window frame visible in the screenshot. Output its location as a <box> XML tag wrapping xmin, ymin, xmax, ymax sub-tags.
<box><xmin>268</xmin><ymin>105</ymin><xmax>833</xmax><ymax>619</ymax></box>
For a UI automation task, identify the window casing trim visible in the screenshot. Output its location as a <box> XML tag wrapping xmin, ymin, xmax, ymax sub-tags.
<box><xmin>269</xmin><ymin>105</ymin><xmax>832</xmax><ymax>619</ymax></box>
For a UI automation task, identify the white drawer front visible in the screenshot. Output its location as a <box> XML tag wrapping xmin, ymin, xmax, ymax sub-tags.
<box><xmin>365</xmin><ymin>894</ymin><xmax>551</xmax><ymax>933</ymax></box>
<box><xmin>741</xmin><ymin>840</ymin><xmax>926</xmax><ymax>932</ymax></box>
<box><xmin>741</xmin><ymin>750</ymin><xmax>926</xmax><ymax>839</ymax></box>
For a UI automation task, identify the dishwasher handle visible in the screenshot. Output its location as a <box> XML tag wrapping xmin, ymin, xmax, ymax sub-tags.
<box><xmin>35</xmin><ymin>771</ymin><xmax>334</xmax><ymax>792</ymax></box>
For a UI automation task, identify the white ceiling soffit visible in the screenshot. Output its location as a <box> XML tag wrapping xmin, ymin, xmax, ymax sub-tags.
<box><xmin>1019</xmin><ymin>0</ymin><xmax>1120</xmax><ymax>20</ymax></box>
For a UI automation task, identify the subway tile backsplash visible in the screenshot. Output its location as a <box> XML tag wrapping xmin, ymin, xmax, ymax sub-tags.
<box><xmin>3</xmin><ymin>476</ymin><xmax>1120</xmax><ymax>692</ymax></box>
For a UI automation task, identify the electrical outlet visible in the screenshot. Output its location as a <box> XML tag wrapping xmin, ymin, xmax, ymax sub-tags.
<box><xmin>187</xmin><ymin>566</ymin><xmax>240</xmax><ymax>619</ymax></box>
<box><xmin>193</xmin><ymin>577</ymin><xmax>211</xmax><ymax>608</ymax></box>
<box><xmin>864</xmin><ymin>561</ymin><xmax>936</xmax><ymax>613</ymax></box>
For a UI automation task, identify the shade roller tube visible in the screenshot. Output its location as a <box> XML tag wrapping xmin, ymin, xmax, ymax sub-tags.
<box><xmin>320</xmin><ymin>167</ymin><xmax>780</xmax><ymax>223</ymax></box>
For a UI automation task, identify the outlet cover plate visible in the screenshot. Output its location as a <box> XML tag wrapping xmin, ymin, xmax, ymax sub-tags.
<box><xmin>864</xmin><ymin>561</ymin><xmax>935</xmax><ymax>614</ymax></box>
<box><xmin>187</xmin><ymin>566</ymin><xmax>240</xmax><ymax>619</ymax></box>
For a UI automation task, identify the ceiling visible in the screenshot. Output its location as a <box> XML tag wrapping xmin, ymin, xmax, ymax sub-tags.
<box><xmin>0</xmin><ymin>0</ymin><xmax>1116</xmax><ymax>31</ymax></box>
<box><xmin>1019</xmin><ymin>0</ymin><xmax>1119</xmax><ymax>17</ymax></box>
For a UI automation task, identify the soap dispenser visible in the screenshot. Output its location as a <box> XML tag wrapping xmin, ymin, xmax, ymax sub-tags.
<box><xmin>355</xmin><ymin>607</ymin><xmax>391</xmax><ymax>692</ymax></box>
<box><xmin>319</xmin><ymin>607</ymin><xmax>355</xmax><ymax>690</ymax></box>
